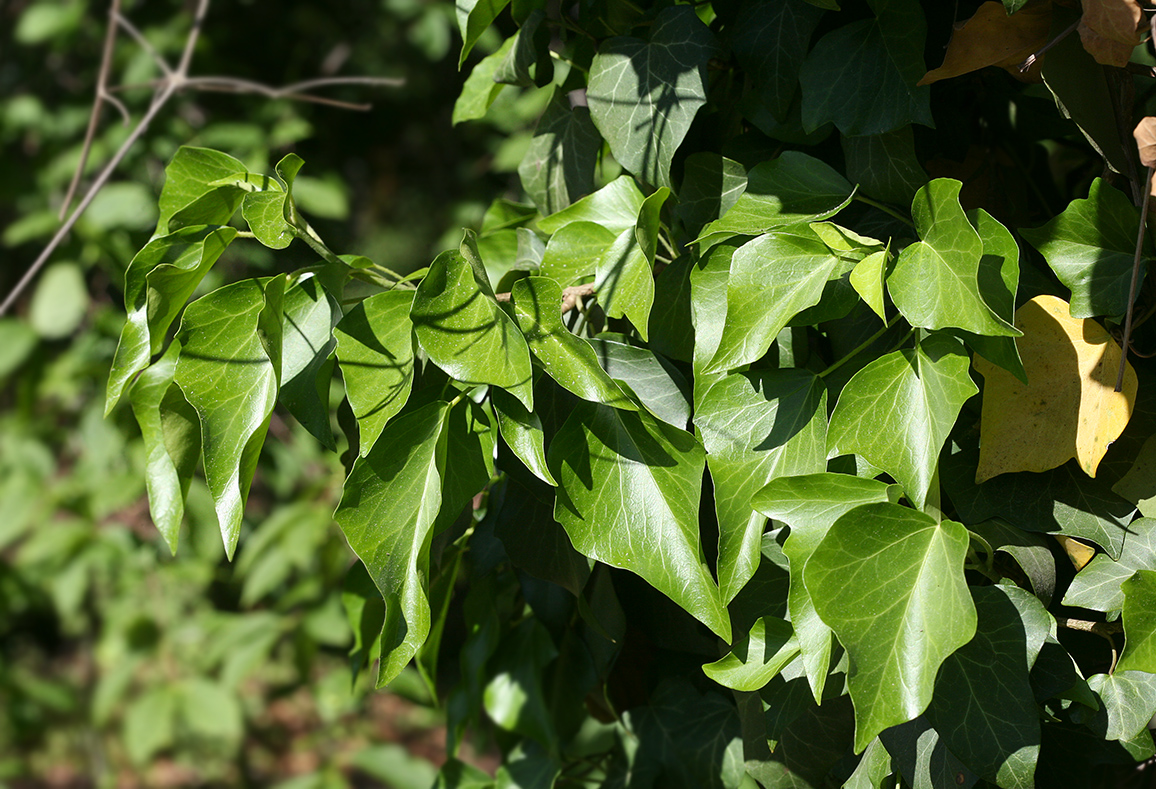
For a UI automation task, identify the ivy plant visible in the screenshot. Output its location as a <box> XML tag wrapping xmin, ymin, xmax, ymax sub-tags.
<box><xmin>103</xmin><ymin>0</ymin><xmax>1156</xmax><ymax>786</ymax></box>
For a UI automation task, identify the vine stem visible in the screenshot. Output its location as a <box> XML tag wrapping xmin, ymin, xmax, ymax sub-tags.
<box><xmin>853</xmin><ymin>194</ymin><xmax>915</xmax><ymax>228</ymax></box>
<box><xmin>1116</xmin><ymin>164</ymin><xmax>1151</xmax><ymax>391</ymax></box>
<box><xmin>818</xmin><ymin>314</ymin><xmax>900</xmax><ymax>379</ymax></box>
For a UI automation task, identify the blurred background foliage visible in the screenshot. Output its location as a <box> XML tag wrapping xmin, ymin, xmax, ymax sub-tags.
<box><xmin>0</xmin><ymin>0</ymin><xmax>524</xmax><ymax>784</ymax></box>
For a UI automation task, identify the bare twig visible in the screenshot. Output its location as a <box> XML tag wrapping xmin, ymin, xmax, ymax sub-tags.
<box><xmin>1116</xmin><ymin>164</ymin><xmax>1151</xmax><ymax>391</ymax></box>
<box><xmin>1055</xmin><ymin>617</ymin><xmax>1124</xmax><ymax>637</ymax></box>
<box><xmin>181</xmin><ymin>77</ymin><xmax>379</xmax><ymax>111</ymax></box>
<box><xmin>496</xmin><ymin>283</ymin><xmax>596</xmax><ymax>315</ymax></box>
<box><xmin>115</xmin><ymin>11</ymin><xmax>173</xmax><ymax>76</ymax></box>
<box><xmin>1017</xmin><ymin>18</ymin><xmax>1080</xmax><ymax>73</ymax></box>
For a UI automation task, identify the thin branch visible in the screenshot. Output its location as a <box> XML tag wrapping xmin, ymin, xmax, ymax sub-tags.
<box><xmin>180</xmin><ymin>77</ymin><xmax>379</xmax><ymax>111</ymax></box>
<box><xmin>60</xmin><ymin>0</ymin><xmax>123</xmax><ymax>220</ymax></box>
<box><xmin>1055</xmin><ymin>617</ymin><xmax>1123</xmax><ymax>637</ymax></box>
<box><xmin>1116</xmin><ymin>164</ymin><xmax>1151</xmax><ymax>391</ymax></box>
<box><xmin>177</xmin><ymin>0</ymin><xmax>209</xmax><ymax>77</ymax></box>
<box><xmin>495</xmin><ymin>283</ymin><xmax>596</xmax><ymax>316</ymax></box>
<box><xmin>115</xmin><ymin>11</ymin><xmax>173</xmax><ymax>76</ymax></box>
<box><xmin>1017</xmin><ymin>18</ymin><xmax>1080</xmax><ymax>73</ymax></box>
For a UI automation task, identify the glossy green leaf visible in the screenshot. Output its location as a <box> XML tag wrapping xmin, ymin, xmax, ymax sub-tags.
<box><xmin>798</xmin><ymin>0</ymin><xmax>933</xmax><ymax>136</ymax></box>
<box><xmin>958</xmin><ymin>207</ymin><xmax>1026</xmax><ymax>382</ymax></box>
<box><xmin>970</xmin><ymin>519</ymin><xmax>1056</xmax><ymax>606</ymax></box>
<box><xmin>492</xmin><ymin>387</ymin><xmax>555</xmax><ymax>486</ymax></box>
<box><xmin>240</xmin><ymin>153</ymin><xmax>304</xmax><ymax>249</ymax></box>
<box><xmin>453</xmin><ymin>37</ymin><xmax>514</xmax><ymax>124</ymax></box>
<box><xmin>703</xmin><ymin>616</ymin><xmax>799</xmax><ymax>692</ymax></box>
<box><xmin>106</xmin><ymin>226</ymin><xmax>238</xmax><ymax>413</ymax></box>
<box><xmin>594</xmin><ymin>224</ymin><xmax>655</xmax><ymax>340</ymax></box>
<box><xmin>755</xmin><ymin>473</ymin><xmax>901</xmax><ymax>702</ymax></box>
<box><xmin>518</xmin><ymin>91</ymin><xmax>601</xmax><ymax>215</ymax></box>
<box><xmin>697</xmin><ymin>152</ymin><xmax>854</xmax><ymax>243</ymax></box>
<box><xmin>1019</xmin><ymin>179</ymin><xmax>1149</xmax><ymax>318</ymax></box>
<box><xmin>510</xmin><ymin>276</ymin><xmax>633</xmax><ymax>410</ymax></box>
<box><xmin>804</xmin><ymin>503</ymin><xmax>976</xmax><ymax>752</ymax></box>
<box><xmin>689</xmin><ymin>242</ymin><xmax>736</xmax><ymax>379</ymax></box>
<box><xmin>412</xmin><ymin>243</ymin><xmax>533</xmax><ymax>409</ymax></box>
<box><xmin>1083</xmin><ymin>671</ymin><xmax>1156</xmax><ymax>742</ymax></box>
<box><xmin>850</xmin><ymin>250</ymin><xmax>889</xmax><ymax>322</ymax></box>
<box><xmin>729</xmin><ymin>0</ymin><xmax>824</xmax><ymax>123</ymax></box>
<box><xmin>1064</xmin><ymin>519</ymin><xmax>1156</xmax><ymax>613</ymax></box>
<box><xmin>456</xmin><ymin>0</ymin><xmax>511</xmax><ymax>67</ymax></box>
<box><xmin>828</xmin><ymin>334</ymin><xmax>978</xmax><ymax>509</ymax></box>
<box><xmin>549</xmin><ymin>401</ymin><xmax>730</xmax><ymax>640</ymax></box>
<box><xmin>335</xmin><ymin>290</ymin><xmax>415</xmax><ymax>456</ymax></box>
<box><xmin>845</xmin><ymin>738</ymin><xmax>894</xmax><ymax>789</ymax></box>
<box><xmin>495</xmin><ymin>9</ymin><xmax>552</xmax><ymax>87</ymax></box>
<box><xmin>279</xmin><ymin>276</ymin><xmax>337</xmax><ymax>449</ymax></box>
<box><xmin>696</xmin><ymin>370</ymin><xmax>827</xmax><ymax>602</ymax></box>
<box><xmin>586</xmin><ymin>6</ymin><xmax>716</xmax><ymax>189</ymax></box>
<box><xmin>843</xmin><ymin>126</ymin><xmax>926</xmax><ymax>206</ymax></box>
<box><xmin>438</xmin><ymin>398</ymin><xmax>495</xmax><ymax>530</ymax></box>
<box><xmin>157</xmin><ymin>147</ymin><xmax>247</xmax><ymax>233</ymax></box>
<box><xmin>586</xmin><ymin>335</ymin><xmax>690</xmax><ymax>427</ymax></box>
<box><xmin>925</xmin><ymin>585</ymin><xmax>1047</xmax><ymax>789</ymax></box>
<box><xmin>538</xmin><ymin>221</ymin><xmax>615</xmax><ymax>287</ymax></box>
<box><xmin>334</xmin><ymin>401</ymin><xmax>449</xmax><ymax>687</ymax></box>
<box><xmin>675</xmin><ymin>153</ymin><xmax>747</xmax><ymax>239</ymax></box>
<box><xmin>127</xmin><ymin>343</ymin><xmax>200</xmax><ymax>554</ymax></box>
<box><xmin>175</xmin><ymin>276</ymin><xmax>284</xmax><ymax>557</ymax></box>
<box><xmin>889</xmin><ymin>180</ymin><xmax>1019</xmax><ymax>337</ymax></box>
<box><xmin>536</xmin><ymin>175</ymin><xmax>645</xmax><ymax>236</ymax></box>
<box><xmin>707</xmin><ymin>227</ymin><xmax>844</xmax><ymax>372</ymax></box>
<box><xmin>1117</xmin><ymin>570</ymin><xmax>1156</xmax><ymax>674</ymax></box>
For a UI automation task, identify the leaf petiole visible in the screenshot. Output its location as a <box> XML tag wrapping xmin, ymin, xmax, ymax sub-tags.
<box><xmin>818</xmin><ymin>314</ymin><xmax>901</xmax><ymax>379</ymax></box>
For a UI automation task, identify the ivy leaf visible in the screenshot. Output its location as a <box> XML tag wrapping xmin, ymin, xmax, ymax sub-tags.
<box><xmin>1019</xmin><ymin>179</ymin><xmax>1149</xmax><ymax>318</ymax></box>
<box><xmin>452</xmin><ymin>37</ymin><xmax>514</xmax><ymax>125</ymax></box>
<box><xmin>549</xmin><ymin>401</ymin><xmax>731</xmax><ymax>640</ymax></box>
<box><xmin>456</xmin><ymin>0</ymin><xmax>511</xmax><ymax>67</ymax></box>
<box><xmin>696</xmin><ymin>370</ymin><xmax>828</xmax><ymax>603</ymax></box>
<box><xmin>924</xmin><ymin>585</ymin><xmax>1048</xmax><ymax>789</ymax></box>
<box><xmin>539</xmin><ymin>221</ymin><xmax>616</xmax><ymax>286</ymax></box>
<box><xmin>587</xmin><ymin>335</ymin><xmax>691</xmax><ymax>428</ymax></box>
<box><xmin>957</xmin><ymin>207</ymin><xmax>1026</xmax><ymax>382</ymax></box>
<box><xmin>175</xmin><ymin>276</ymin><xmax>285</xmax><ymax>557</ymax></box>
<box><xmin>1082</xmin><ymin>671</ymin><xmax>1156</xmax><ymax>742</ymax></box>
<box><xmin>127</xmin><ymin>343</ymin><xmax>200</xmax><ymax>554</ymax></box>
<box><xmin>845</xmin><ymin>738</ymin><xmax>894</xmax><ymax>789</ymax></box>
<box><xmin>727</xmin><ymin>0</ymin><xmax>824</xmax><ymax>123</ymax></box>
<box><xmin>594</xmin><ymin>188</ymin><xmax>669</xmax><ymax>339</ymax></box>
<box><xmin>702</xmin><ymin>616</ymin><xmax>799</xmax><ymax>692</ymax></box>
<box><xmin>880</xmin><ymin>717</ymin><xmax>979</xmax><ymax>789</ymax></box>
<box><xmin>970</xmin><ymin>519</ymin><xmax>1056</xmax><ymax>605</ymax></box>
<box><xmin>798</xmin><ymin>0</ymin><xmax>933</xmax><ymax>136</ymax></box>
<box><xmin>850</xmin><ymin>250</ymin><xmax>889</xmax><ymax>323</ymax></box>
<box><xmin>438</xmin><ymin>399</ymin><xmax>495</xmax><ymax>531</ymax></box>
<box><xmin>648</xmin><ymin>255</ymin><xmax>696</xmax><ymax>363</ymax></box>
<box><xmin>334</xmin><ymin>290</ymin><xmax>415</xmax><ymax>456</ymax></box>
<box><xmin>586</xmin><ymin>6</ymin><xmax>717</xmax><ymax>189</ymax></box>
<box><xmin>753</xmin><ymin>473</ymin><xmax>901</xmax><ymax>702</ymax></box>
<box><xmin>1117</xmin><ymin>570</ymin><xmax>1156</xmax><ymax>673</ymax></box>
<box><xmin>495</xmin><ymin>9</ymin><xmax>552</xmax><ymax>87</ymax></box>
<box><xmin>707</xmin><ymin>226</ymin><xmax>844</xmax><ymax>373</ymax></box>
<box><xmin>492</xmin><ymin>387</ymin><xmax>556</xmax><ymax>486</ymax></box>
<box><xmin>697</xmin><ymin>152</ymin><xmax>854</xmax><ymax>244</ymax></box>
<box><xmin>888</xmin><ymin>180</ymin><xmax>1020</xmax><ymax>337</ymax></box>
<box><xmin>675</xmin><ymin>153</ymin><xmax>748</xmax><ymax>240</ymax></box>
<box><xmin>510</xmin><ymin>276</ymin><xmax>635</xmax><ymax>410</ymax></box>
<box><xmin>974</xmin><ymin>295</ymin><xmax>1137</xmax><ymax>482</ymax></box>
<box><xmin>334</xmin><ymin>401</ymin><xmax>449</xmax><ymax>687</ymax></box>
<box><xmin>804</xmin><ymin>503</ymin><xmax>976</xmax><ymax>752</ymax></box>
<box><xmin>537</xmin><ymin>175</ymin><xmax>645</xmax><ymax>236</ymax></box>
<box><xmin>156</xmin><ymin>147</ymin><xmax>247</xmax><ymax>233</ymax></box>
<box><xmin>279</xmin><ymin>276</ymin><xmax>338</xmax><ymax>449</ymax></box>
<box><xmin>842</xmin><ymin>126</ymin><xmax>926</xmax><ymax>206</ymax></box>
<box><xmin>828</xmin><ymin>334</ymin><xmax>978</xmax><ymax>509</ymax></box>
<box><xmin>411</xmin><ymin>242</ymin><xmax>534</xmax><ymax>409</ymax></box>
<box><xmin>518</xmin><ymin>91</ymin><xmax>601</xmax><ymax>215</ymax></box>
<box><xmin>106</xmin><ymin>226</ymin><xmax>238</xmax><ymax>413</ymax></box>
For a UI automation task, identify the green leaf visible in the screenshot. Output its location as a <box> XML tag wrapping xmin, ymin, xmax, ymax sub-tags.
<box><xmin>123</xmin><ymin>686</ymin><xmax>177</xmax><ymax>765</ymax></box>
<box><xmin>335</xmin><ymin>290</ymin><xmax>416</xmax><ymax>456</ymax></box>
<box><xmin>1083</xmin><ymin>671</ymin><xmax>1156</xmax><ymax>742</ymax></box>
<box><xmin>106</xmin><ymin>226</ymin><xmax>238</xmax><ymax>414</ymax></box>
<box><xmin>537</xmin><ymin>175</ymin><xmax>645</xmax><ymax>236</ymax></box>
<box><xmin>177</xmin><ymin>678</ymin><xmax>242</xmax><ymax>747</ymax></box>
<box><xmin>495</xmin><ymin>9</ymin><xmax>552</xmax><ymax>87</ymax></box>
<box><xmin>689</xmin><ymin>242</ymin><xmax>736</xmax><ymax>375</ymax></box>
<box><xmin>888</xmin><ymin>180</ymin><xmax>1019</xmax><ymax>337</ymax></box>
<box><xmin>493</xmin><ymin>472</ymin><xmax>590</xmax><ymax>596</ymax></box>
<box><xmin>593</xmin><ymin>188</ymin><xmax>670</xmax><ymax>339</ymax></box>
<box><xmin>804</xmin><ymin>503</ymin><xmax>976</xmax><ymax>752</ymax></box>
<box><xmin>707</xmin><ymin>227</ymin><xmax>844</xmax><ymax>373</ymax></box>
<box><xmin>456</xmin><ymin>0</ymin><xmax>511</xmax><ymax>67</ymax></box>
<box><xmin>492</xmin><ymin>387</ymin><xmax>556</xmax><ymax>486</ymax></box>
<box><xmin>438</xmin><ymin>398</ymin><xmax>496</xmax><ymax>530</ymax></box>
<box><xmin>436</xmin><ymin>759</ymin><xmax>496</xmax><ymax>789</ymax></box>
<box><xmin>850</xmin><ymin>250</ymin><xmax>889</xmax><ymax>323</ymax></box>
<box><xmin>880</xmin><ymin>717</ymin><xmax>979</xmax><ymax>789</ymax></box>
<box><xmin>1064</xmin><ymin>519</ymin><xmax>1156</xmax><ymax>613</ymax></box>
<box><xmin>175</xmin><ymin>276</ymin><xmax>284</xmax><ymax>557</ymax></box>
<box><xmin>958</xmin><ymin>208</ymin><xmax>1026</xmax><ymax>383</ymax></box>
<box><xmin>828</xmin><ymin>334</ymin><xmax>978</xmax><ymax>509</ymax></box>
<box><xmin>587</xmin><ymin>335</ymin><xmax>690</xmax><ymax>428</ymax></box>
<box><xmin>696</xmin><ymin>370</ymin><xmax>828</xmax><ymax>602</ymax></box>
<box><xmin>697</xmin><ymin>152</ymin><xmax>854</xmax><ymax>243</ymax></box>
<box><xmin>538</xmin><ymin>221</ymin><xmax>615</xmax><ymax>286</ymax></box>
<box><xmin>412</xmin><ymin>244</ymin><xmax>533</xmax><ymax>409</ymax></box>
<box><xmin>1019</xmin><ymin>179</ymin><xmax>1149</xmax><ymax>318</ymax></box>
<box><xmin>510</xmin><ymin>276</ymin><xmax>634</xmax><ymax>410</ymax></box>
<box><xmin>1117</xmin><ymin>570</ymin><xmax>1156</xmax><ymax>674</ymax></box>
<box><xmin>924</xmin><ymin>585</ymin><xmax>1047</xmax><ymax>789</ymax></box>
<box><xmin>157</xmin><ymin>147</ymin><xmax>247</xmax><ymax>233</ymax></box>
<box><xmin>845</xmin><ymin>738</ymin><xmax>894</xmax><ymax>789</ymax></box>
<box><xmin>280</xmin><ymin>277</ymin><xmax>338</xmax><ymax>449</ymax></box>
<box><xmin>453</xmin><ymin>37</ymin><xmax>515</xmax><ymax>125</ymax></box>
<box><xmin>549</xmin><ymin>402</ymin><xmax>730</xmax><ymax>640</ymax></box>
<box><xmin>703</xmin><ymin>616</ymin><xmax>799</xmax><ymax>692</ymax></box>
<box><xmin>334</xmin><ymin>401</ymin><xmax>449</xmax><ymax>687</ymax></box>
<box><xmin>343</xmin><ymin>561</ymin><xmax>385</xmax><ymax>685</ymax></box>
<box><xmin>586</xmin><ymin>6</ymin><xmax>716</xmax><ymax>189</ymax></box>
<box><xmin>798</xmin><ymin>0</ymin><xmax>933</xmax><ymax>136</ymax></box>
<box><xmin>970</xmin><ymin>519</ymin><xmax>1056</xmax><ymax>606</ymax></box>
<box><xmin>754</xmin><ymin>473</ymin><xmax>901</xmax><ymax>702</ymax></box>
<box><xmin>648</xmin><ymin>255</ymin><xmax>696</xmax><ymax>364</ymax></box>
<box><xmin>483</xmin><ymin>619</ymin><xmax>557</xmax><ymax>744</ymax></box>
<box><xmin>518</xmin><ymin>91</ymin><xmax>601</xmax><ymax>215</ymax></box>
<box><xmin>728</xmin><ymin>0</ymin><xmax>824</xmax><ymax>123</ymax></box>
<box><xmin>675</xmin><ymin>153</ymin><xmax>748</xmax><ymax>239</ymax></box>
<box><xmin>128</xmin><ymin>343</ymin><xmax>200</xmax><ymax>554</ymax></box>
<box><xmin>29</xmin><ymin>262</ymin><xmax>87</xmax><ymax>340</ymax></box>
<box><xmin>843</xmin><ymin>126</ymin><xmax>926</xmax><ymax>206</ymax></box>
<box><xmin>240</xmin><ymin>153</ymin><xmax>305</xmax><ymax>249</ymax></box>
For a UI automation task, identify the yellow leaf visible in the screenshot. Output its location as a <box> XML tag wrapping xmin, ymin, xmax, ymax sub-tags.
<box><xmin>918</xmin><ymin>1</ymin><xmax>1051</xmax><ymax>86</ymax></box>
<box><xmin>1054</xmin><ymin>535</ymin><xmax>1096</xmax><ymax>570</ymax></box>
<box><xmin>974</xmin><ymin>294</ymin><xmax>1137</xmax><ymax>483</ymax></box>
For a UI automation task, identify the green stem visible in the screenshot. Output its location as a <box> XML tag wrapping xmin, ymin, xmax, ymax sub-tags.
<box><xmin>854</xmin><ymin>194</ymin><xmax>915</xmax><ymax>229</ymax></box>
<box><xmin>818</xmin><ymin>314</ymin><xmax>900</xmax><ymax>379</ymax></box>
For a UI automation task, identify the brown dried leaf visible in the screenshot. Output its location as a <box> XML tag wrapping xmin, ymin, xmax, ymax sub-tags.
<box><xmin>1078</xmin><ymin>0</ymin><xmax>1144</xmax><ymax>67</ymax></box>
<box><xmin>919</xmin><ymin>1</ymin><xmax>1052</xmax><ymax>86</ymax></box>
<box><xmin>1135</xmin><ymin>117</ymin><xmax>1156</xmax><ymax>169</ymax></box>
